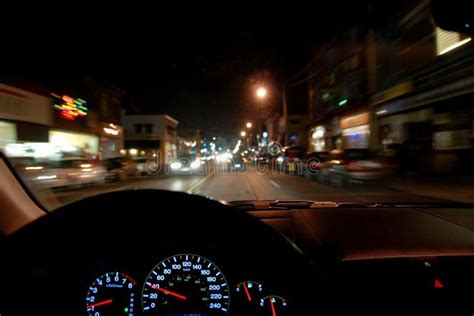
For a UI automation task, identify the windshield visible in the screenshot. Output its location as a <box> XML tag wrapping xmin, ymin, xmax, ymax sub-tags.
<box><xmin>1</xmin><ymin>2</ymin><xmax>474</xmax><ymax>210</ymax></box>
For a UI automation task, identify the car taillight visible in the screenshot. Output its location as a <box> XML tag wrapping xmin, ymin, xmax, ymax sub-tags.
<box><xmin>346</xmin><ymin>163</ymin><xmax>364</xmax><ymax>171</ymax></box>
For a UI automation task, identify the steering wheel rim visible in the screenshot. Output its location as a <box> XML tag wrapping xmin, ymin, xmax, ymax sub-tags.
<box><xmin>1</xmin><ymin>190</ymin><xmax>323</xmax><ymax>315</ymax></box>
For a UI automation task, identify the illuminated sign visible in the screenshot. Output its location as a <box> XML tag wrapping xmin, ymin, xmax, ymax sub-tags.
<box><xmin>436</xmin><ymin>27</ymin><xmax>472</xmax><ymax>56</ymax></box>
<box><xmin>102</xmin><ymin>123</ymin><xmax>122</xmax><ymax>136</ymax></box>
<box><xmin>338</xmin><ymin>99</ymin><xmax>348</xmax><ymax>106</ymax></box>
<box><xmin>340</xmin><ymin>112</ymin><xmax>369</xmax><ymax>129</ymax></box>
<box><xmin>52</xmin><ymin>93</ymin><xmax>88</xmax><ymax>121</ymax></box>
<box><xmin>103</xmin><ymin>127</ymin><xmax>118</xmax><ymax>135</ymax></box>
<box><xmin>372</xmin><ymin>81</ymin><xmax>413</xmax><ymax>105</ymax></box>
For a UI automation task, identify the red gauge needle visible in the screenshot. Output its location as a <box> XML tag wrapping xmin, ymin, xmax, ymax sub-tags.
<box><xmin>270</xmin><ymin>298</ymin><xmax>277</xmax><ymax>316</ymax></box>
<box><xmin>149</xmin><ymin>284</ymin><xmax>188</xmax><ymax>300</ymax></box>
<box><xmin>243</xmin><ymin>282</ymin><xmax>252</xmax><ymax>302</ymax></box>
<box><xmin>86</xmin><ymin>299</ymin><xmax>113</xmax><ymax>309</ymax></box>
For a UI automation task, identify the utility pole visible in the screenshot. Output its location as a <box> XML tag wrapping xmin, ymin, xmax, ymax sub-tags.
<box><xmin>282</xmin><ymin>81</ymin><xmax>289</xmax><ymax>146</ymax></box>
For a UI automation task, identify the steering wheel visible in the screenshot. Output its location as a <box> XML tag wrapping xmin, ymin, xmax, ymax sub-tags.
<box><xmin>1</xmin><ymin>190</ymin><xmax>324</xmax><ymax>315</ymax></box>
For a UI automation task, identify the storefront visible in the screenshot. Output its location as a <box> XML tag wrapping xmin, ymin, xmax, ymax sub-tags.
<box><xmin>100</xmin><ymin>123</ymin><xmax>124</xmax><ymax>159</ymax></box>
<box><xmin>0</xmin><ymin>120</ymin><xmax>16</xmax><ymax>148</ymax></box>
<box><xmin>49</xmin><ymin>130</ymin><xmax>99</xmax><ymax>158</ymax></box>
<box><xmin>378</xmin><ymin>108</ymin><xmax>433</xmax><ymax>145</ymax></box>
<box><xmin>374</xmin><ymin>74</ymin><xmax>474</xmax><ymax>173</ymax></box>
<box><xmin>0</xmin><ymin>82</ymin><xmax>52</xmax><ymax>152</ymax></box>
<box><xmin>309</xmin><ymin>125</ymin><xmax>326</xmax><ymax>152</ymax></box>
<box><xmin>340</xmin><ymin>112</ymin><xmax>370</xmax><ymax>149</ymax></box>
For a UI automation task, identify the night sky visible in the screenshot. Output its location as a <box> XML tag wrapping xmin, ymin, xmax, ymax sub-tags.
<box><xmin>1</xmin><ymin>1</ymin><xmax>406</xmax><ymax>139</ymax></box>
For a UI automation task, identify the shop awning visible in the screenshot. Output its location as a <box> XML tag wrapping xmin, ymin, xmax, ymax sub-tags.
<box><xmin>376</xmin><ymin>75</ymin><xmax>474</xmax><ymax>116</ymax></box>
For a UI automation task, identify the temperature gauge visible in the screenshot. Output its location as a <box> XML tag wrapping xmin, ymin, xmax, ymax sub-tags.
<box><xmin>260</xmin><ymin>295</ymin><xmax>288</xmax><ymax>316</ymax></box>
<box><xmin>236</xmin><ymin>281</ymin><xmax>263</xmax><ymax>303</ymax></box>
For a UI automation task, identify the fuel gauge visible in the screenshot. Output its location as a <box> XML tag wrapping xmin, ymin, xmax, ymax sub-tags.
<box><xmin>236</xmin><ymin>280</ymin><xmax>263</xmax><ymax>303</ymax></box>
<box><xmin>260</xmin><ymin>295</ymin><xmax>288</xmax><ymax>316</ymax></box>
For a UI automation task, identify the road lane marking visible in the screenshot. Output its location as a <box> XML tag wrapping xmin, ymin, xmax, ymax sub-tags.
<box><xmin>243</xmin><ymin>170</ymin><xmax>259</xmax><ymax>200</ymax></box>
<box><xmin>186</xmin><ymin>173</ymin><xmax>213</xmax><ymax>194</ymax></box>
<box><xmin>269</xmin><ymin>180</ymin><xmax>280</xmax><ymax>188</ymax></box>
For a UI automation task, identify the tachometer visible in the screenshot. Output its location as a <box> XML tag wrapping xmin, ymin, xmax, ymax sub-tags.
<box><xmin>85</xmin><ymin>272</ymin><xmax>136</xmax><ymax>316</ymax></box>
<box><xmin>142</xmin><ymin>254</ymin><xmax>230</xmax><ymax>315</ymax></box>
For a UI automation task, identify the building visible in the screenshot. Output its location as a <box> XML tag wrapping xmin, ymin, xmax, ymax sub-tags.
<box><xmin>122</xmin><ymin>113</ymin><xmax>179</xmax><ymax>166</ymax></box>
<box><xmin>0</xmin><ymin>82</ymin><xmax>53</xmax><ymax>156</ymax></box>
<box><xmin>307</xmin><ymin>26</ymin><xmax>372</xmax><ymax>153</ymax></box>
<box><xmin>0</xmin><ymin>77</ymin><xmax>127</xmax><ymax>161</ymax></box>
<box><xmin>263</xmin><ymin>85</ymin><xmax>309</xmax><ymax>150</ymax></box>
<box><xmin>50</xmin><ymin>77</ymin><xmax>126</xmax><ymax>160</ymax></box>
<box><xmin>371</xmin><ymin>0</ymin><xmax>474</xmax><ymax>173</ymax></box>
<box><xmin>286</xmin><ymin>114</ymin><xmax>308</xmax><ymax>147</ymax></box>
<box><xmin>305</xmin><ymin>0</ymin><xmax>473</xmax><ymax>175</ymax></box>
<box><xmin>177</xmin><ymin>127</ymin><xmax>201</xmax><ymax>157</ymax></box>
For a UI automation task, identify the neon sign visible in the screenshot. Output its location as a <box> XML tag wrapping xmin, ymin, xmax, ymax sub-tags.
<box><xmin>52</xmin><ymin>94</ymin><xmax>88</xmax><ymax>121</ymax></box>
<box><xmin>103</xmin><ymin>123</ymin><xmax>120</xmax><ymax>136</ymax></box>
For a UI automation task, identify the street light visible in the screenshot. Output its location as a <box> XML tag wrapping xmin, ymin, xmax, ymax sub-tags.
<box><xmin>256</xmin><ymin>87</ymin><xmax>267</xmax><ymax>98</ymax></box>
<box><xmin>246</xmin><ymin>122</ymin><xmax>252</xmax><ymax>129</ymax></box>
<box><xmin>240</xmin><ymin>131</ymin><xmax>246</xmax><ymax>137</ymax></box>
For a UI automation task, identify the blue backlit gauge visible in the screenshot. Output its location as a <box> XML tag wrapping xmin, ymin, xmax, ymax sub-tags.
<box><xmin>142</xmin><ymin>254</ymin><xmax>230</xmax><ymax>315</ymax></box>
<box><xmin>85</xmin><ymin>272</ymin><xmax>136</xmax><ymax>316</ymax></box>
<box><xmin>235</xmin><ymin>280</ymin><xmax>264</xmax><ymax>314</ymax></box>
<box><xmin>260</xmin><ymin>295</ymin><xmax>288</xmax><ymax>316</ymax></box>
<box><xmin>236</xmin><ymin>281</ymin><xmax>263</xmax><ymax>302</ymax></box>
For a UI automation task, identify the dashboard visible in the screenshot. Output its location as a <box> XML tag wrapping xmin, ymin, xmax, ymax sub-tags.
<box><xmin>81</xmin><ymin>253</ymin><xmax>289</xmax><ymax>316</ymax></box>
<box><xmin>3</xmin><ymin>190</ymin><xmax>474</xmax><ymax>315</ymax></box>
<box><xmin>0</xmin><ymin>190</ymin><xmax>320</xmax><ymax>316</ymax></box>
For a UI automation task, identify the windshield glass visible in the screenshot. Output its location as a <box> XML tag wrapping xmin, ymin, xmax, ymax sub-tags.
<box><xmin>1</xmin><ymin>2</ymin><xmax>474</xmax><ymax>210</ymax></box>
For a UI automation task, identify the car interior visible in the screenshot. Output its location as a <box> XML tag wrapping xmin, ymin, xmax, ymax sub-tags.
<box><xmin>2</xmin><ymin>152</ymin><xmax>474</xmax><ymax>316</ymax></box>
<box><xmin>1</xmin><ymin>2</ymin><xmax>474</xmax><ymax>315</ymax></box>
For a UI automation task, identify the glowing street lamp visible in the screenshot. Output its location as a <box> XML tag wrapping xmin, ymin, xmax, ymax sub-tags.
<box><xmin>240</xmin><ymin>131</ymin><xmax>247</xmax><ymax>137</ymax></box>
<box><xmin>256</xmin><ymin>87</ymin><xmax>267</xmax><ymax>98</ymax></box>
<box><xmin>246</xmin><ymin>122</ymin><xmax>252</xmax><ymax>128</ymax></box>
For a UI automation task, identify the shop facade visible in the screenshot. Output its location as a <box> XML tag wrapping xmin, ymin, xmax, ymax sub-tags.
<box><xmin>122</xmin><ymin>113</ymin><xmax>179</xmax><ymax>166</ymax></box>
<box><xmin>1</xmin><ymin>81</ymin><xmax>125</xmax><ymax>161</ymax></box>
<box><xmin>340</xmin><ymin>112</ymin><xmax>370</xmax><ymax>149</ymax></box>
<box><xmin>373</xmin><ymin>77</ymin><xmax>474</xmax><ymax>174</ymax></box>
<box><xmin>0</xmin><ymin>82</ymin><xmax>53</xmax><ymax>157</ymax></box>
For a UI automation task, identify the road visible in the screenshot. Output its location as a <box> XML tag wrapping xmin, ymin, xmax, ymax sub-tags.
<box><xmin>53</xmin><ymin>166</ymin><xmax>464</xmax><ymax>207</ymax></box>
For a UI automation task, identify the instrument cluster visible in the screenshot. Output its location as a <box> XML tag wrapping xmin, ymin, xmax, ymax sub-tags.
<box><xmin>84</xmin><ymin>254</ymin><xmax>289</xmax><ymax>316</ymax></box>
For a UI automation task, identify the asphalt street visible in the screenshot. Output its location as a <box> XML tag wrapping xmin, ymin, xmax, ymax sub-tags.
<box><xmin>52</xmin><ymin>166</ymin><xmax>462</xmax><ymax>207</ymax></box>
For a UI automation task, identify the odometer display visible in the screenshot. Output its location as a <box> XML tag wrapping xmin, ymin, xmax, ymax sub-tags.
<box><xmin>142</xmin><ymin>254</ymin><xmax>230</xmax><ymax>315</ymax></box>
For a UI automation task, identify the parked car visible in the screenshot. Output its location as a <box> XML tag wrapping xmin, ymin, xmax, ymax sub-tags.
<box><xmin>302</xmin><ymin>151</ymin><xmax>330</xmax><ymax>179</ymax></box>
<box><xmin>318</xmin><ymin>149</ymin><xmax>393</xmax><ymax>187</ymax></box>
<box><xmin>14</xmin><ymin>158</ymin><xmax>106</xmax><ymax>189</ymax></box>
<box><xmin>133</xmin><ymin>157</ymin><xmax>149</xmax><ymax>176</ymax></box>
<box><xmin>256</xmin><ymin>155</ymin><xmax>270</xmax><ymax>164</ymax></box>
<box><xmin>275</xmin><ymin>146</ymin><xmax>306</xmax><ymax>173</ymax></box>
<box><xmin>104</xmin><ymin>157</ymin><xmax>139</xmax><ymax>182</ymax></box>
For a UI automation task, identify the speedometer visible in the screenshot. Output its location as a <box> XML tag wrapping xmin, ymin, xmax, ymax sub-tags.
<box><xmin>142</xmin><ymin>254</ymin><xmax>230</xmax><ymax>315</ymax></box>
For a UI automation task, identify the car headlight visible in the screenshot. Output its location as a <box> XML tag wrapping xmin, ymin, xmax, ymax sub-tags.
<box><xmin>37</xmin><ymin>175</ymin><xmax>57</xmax><ymax>180</ymax></box>
<box><xmin>170</xmin><ymin>162</ymin><xmax>182</xmax><ymax>170</ymax></box>
<box><xmin>191</xmin><ymin>160</ymin><xmax>201</xmax><ymax>169</ymax></box>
